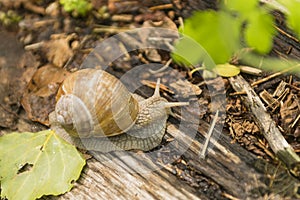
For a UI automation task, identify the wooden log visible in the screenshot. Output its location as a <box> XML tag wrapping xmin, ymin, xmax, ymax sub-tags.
<box><xmin>52</xmin><ymin>156</ymin><xmax>206</xmax><ymax>200</ymax></box>
<box><xmin>46</xmin><ymin>116</ymin><xmax>300</xmax><ymax>199</ymax></box>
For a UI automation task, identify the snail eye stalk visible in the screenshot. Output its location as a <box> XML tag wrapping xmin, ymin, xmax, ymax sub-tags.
<box><xmin>153</xmin><ymin>78</ymin><xmax>161</xmax><ymax>97</ymax></box>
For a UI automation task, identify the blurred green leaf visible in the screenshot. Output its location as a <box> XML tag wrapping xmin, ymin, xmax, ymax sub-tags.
<box><xmin>172</xmin><ymin>0</ymin><xmax>299</xmax><ymax>74</ymax></box>
<box><xmin>60</xmin><ymin>0</ymin><xmax>92</xmax><ymax>16</ymax></box>
<box><xmin>171</xmin><ymin>36</ymin><xmax>216</xmax><ymax>69</ymax></box>
<box><xmin>278</xmin><ymin>0</ymin><xmax>300</xmax><ymax>39</ymax></box>
<box><xmin>0</xmin><ymin>130</ymin><xmax>85</xmax><ymax>200</ymax></box>
<box><xmin>175</xmin><ymin>10</ymin><xmax>241</xmax><ymax>65</ymax></box>
<box><xmin>245</xmin><ymin>9</ymin><xmax>275</xmax><ymax>54</ymax></box>
<box><xmin>223</xmin><ymin>0</ymin><xmax>258</xmax><ymax>14</ymax></box>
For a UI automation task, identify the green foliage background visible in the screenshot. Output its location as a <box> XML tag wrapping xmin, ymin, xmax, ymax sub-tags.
<box><xmin>171</xmin><ymin>0</ymin><xmax>300</xmax><ymax>75</ymax></box>
<box><xmin>172</xmin><ymin>0</ymin><xmax>276</xmax><ymax>67</ymax></box>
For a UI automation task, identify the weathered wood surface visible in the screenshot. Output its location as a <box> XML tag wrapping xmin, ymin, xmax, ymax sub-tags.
<box><xmin>53</xmin><ymin>157</ymin><xmax>205</xmax><ymax>200</ymax></box>
<box><xmin>48</xmin><ymin>116</ymin><xmax>300</xmax><ymax>199</ymax></box>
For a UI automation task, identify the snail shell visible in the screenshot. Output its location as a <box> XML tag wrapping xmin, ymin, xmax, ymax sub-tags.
<box><xmin>55</xmin><ymin>69</ymin><xmax>139</xmax><ymax>138</ymax></box>
<box><xmin>49</xmin><ymin>68</ymin><xmax>188</xmax><ymax>152</ymax></box>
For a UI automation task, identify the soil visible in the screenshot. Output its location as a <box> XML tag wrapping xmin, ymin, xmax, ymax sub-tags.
<box><xmin>0</xmin><ymin>0</ymin><xmax>300</xmax><ymax>199</ymax></box>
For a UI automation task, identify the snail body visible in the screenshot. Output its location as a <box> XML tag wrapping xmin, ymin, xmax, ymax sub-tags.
<box><xmin>49</xmin><ymin>68</ymin><xmax>187</xmax><ymax>152</ymax></box>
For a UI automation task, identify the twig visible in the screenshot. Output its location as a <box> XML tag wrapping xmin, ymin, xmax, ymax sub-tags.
<box><xmin>200</xmin><ymin>110</ymin><xmax>219</xmax><ymax>159</ymax></box>
<box><xmin>229</xmin><ymin>75</ymin><xmax>300</xmax><ymax>177</ymax></box>
<box><xmin>291</xmin><ymin>114</ymin><xmax>300</xmax><ymax>129</ymax></box>
<box><xmin>229</xmin><ymin>91</ymin><xmax>247</xmax><ymax>96</ymax></box>
<box><xmin>24</xmin><ymin>42</ymin><xmax>44</xmax><ymax>51</ymax></box>
<box><xmin>111</xmin><ymin>14</ymin><xmax>133</xmax><ymax>22</ymax></box>
<box><xmin>149</xmin><ymin>58</ymin><xmax>172</xmax><ymax>74</ymax></box>
<box><xmin>149</xmin><ymin>4</ymin><xmax>173</xmax><ymax>11</ymax></box>
<box><xmin>93</xmin><ymin>26</ymin><xmax>131</xmax><ymax>34</ymax></box>
<box><xmin>178</xmin><ymin>17</ymin><xmax>184</xmax><ymax>30</ymax></box>
<box><xmin>251</xmin><ymin>65</ymin><xmax>299</xmax><ymax>87</ymax></box>
<box><xmin>275</xmin><ymin>26</ymin><xmax>299</xmax><ymax>43</ymax></box>
<box><xmin>239</xmin><ymin>65</ymin><xmax>262</xmax><ymax>76</ymax></box>
<box><xmin>287</xmin><ymin>83</ymin><xmax>300</xmax><ymax>92</ymax></box>
<box><xmin>190</xmin><ymin>66</ymin><xmax>205</xmax><ymax>74</ymax></box>
<box><xmin>23</xmin><ymin>2</ymin><xmax>45</xmax><ymax>15</ymax></box>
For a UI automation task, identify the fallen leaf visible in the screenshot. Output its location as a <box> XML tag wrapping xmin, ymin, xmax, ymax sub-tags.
<box><xmin>43</xmin><ymin>34</ymin><xmax>75</xmax><ymax>67</ymax></box>
<box><xmin>280</xmin><ymin>93</ymin><xmax>299</xmax><ymax>133</ymax></box>
<box><xmin>0</xmin><ymin>130</ymin><xmax>85</xmax><ymax>200</ymax></box>
<box><xmin>213</xmin><ymin>63</ymin><xmax>240</xmax><ymax>77</ymax></box>
<box><xmin>139</xmin><ymin>16</ymin><xmax>179</xmax><ymax>47</ymax></box>
<box><xmin>142</xmin><ymin>16</ymin><xmax>178</xmax><ymax>31</ymax></box>
<box><xmin>21</xmin><ymin>64</ymin><xmax>70</xmax><ymax>125</ymax></box>
<box><xmin>145</xmin><ymin>49</ymin><xmax>162</xmax><ymax>62</ymax></box>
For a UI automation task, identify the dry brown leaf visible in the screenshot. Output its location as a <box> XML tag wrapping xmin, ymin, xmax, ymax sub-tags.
<box><xmin>139</xmin><ymin>16</ymin><xmax>179</xmax><ymax>46</ymax></box>
<box><xmin>43</xmin><ymin>34</ymin><xmax>75</xmax><ymax>67</ymax></box>
<box><xmin>142</xmin><ymin>16</ymin><xmax>178</xmax><ymax>31</ymax></box>
<box><xmin>232</xmin><ymin>122</ymin><xmax>244</xmax><ymax>137</ymax></box>
<box><xmin>280</xmin><ymin>93</ymin><xmax>300</xmax><ymax>132</ymax></box>
<box><xmin>21</xmin><ymin>64</ymin><xmax>70</xmax><ymax>125</ymax></box>
<box><xmin>242</xmin><ymin>121</ymin><xmax>260</xmax><ymax>134</ymax></box>
<box><xmin>145</xmin><ymin>49</ymin><xmax>162</xmax><ymax>62</ymax></box>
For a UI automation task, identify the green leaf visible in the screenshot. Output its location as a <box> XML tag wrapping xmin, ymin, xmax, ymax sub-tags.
<box><xmin>213</xmin><ymin>63</ymin><xmax>240</xmax><ymax>77</ymax></box>
<box><xmin>223</xmin><ymin>0</ymin><xmax>258</xmax><ymax>14</ymax></box>
<box><xmin>244</xmin><ymin>9</ymin><xmax>275</xmax><ymax>54</ymax></box>
<box><xmin>174</xmin><ymin>10</ymin><xmax>241</xmax><ymax>65</ymax></box>
<box><xmin>0</xmin><ymin>130</ymin><xmax>86</xmax><ymax>200</ymax></box>
<box><xmin>278</xmin><ymin>0</ymin><xmax>300</xmax><ymax>39</ymax></box>
<box><xmin>171</xmin><ymin>36</ymin><xmax>216</xmax><ymax>69</ymax></box>
<box><xmin>60</xmin><ymin>0</ymin><xmax>92</xmax><ymax>16</ymax></box>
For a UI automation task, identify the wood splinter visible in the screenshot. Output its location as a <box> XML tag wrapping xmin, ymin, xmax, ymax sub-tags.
<box><xmin>200</xmin><ymin>110</ymin><xmax>219</xmax><ymax>159</ymax></box>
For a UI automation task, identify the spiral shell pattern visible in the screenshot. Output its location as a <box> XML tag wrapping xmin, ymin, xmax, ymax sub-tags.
<box><xmin>55</xmin><ymin>69</ymin><xmax>139</xmax><ymax>138</ymax></box>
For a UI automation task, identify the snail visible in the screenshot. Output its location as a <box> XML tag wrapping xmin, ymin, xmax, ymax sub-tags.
<box><xmin>49</xmin><ymin>68</ymin><xmax>188</xmax><ymax>152</ymax></box>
